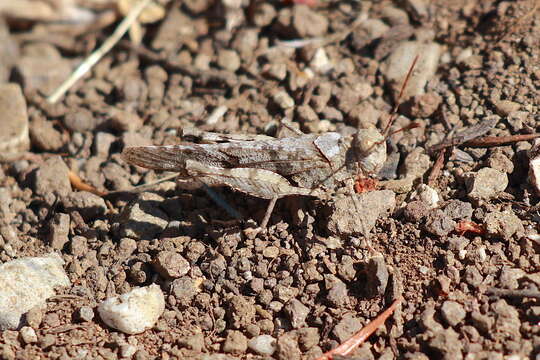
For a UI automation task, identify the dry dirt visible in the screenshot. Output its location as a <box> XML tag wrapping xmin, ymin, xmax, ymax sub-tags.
<box><xmin>1</xmin><ymin>0</ymin><xmax>540</xmax><ymax>359</ymax></box>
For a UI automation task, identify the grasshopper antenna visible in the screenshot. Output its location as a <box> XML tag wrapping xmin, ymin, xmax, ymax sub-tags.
<box><xmin>381</xmin><ymin>54</ymin><xmax>420</xmax><ymax>138</ymax></box>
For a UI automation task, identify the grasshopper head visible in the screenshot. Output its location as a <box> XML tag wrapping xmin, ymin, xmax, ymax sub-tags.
<box><xmin>353</xmin><ymin>127</ymin><xmax>387</xmax><ymax>175</ymax></box>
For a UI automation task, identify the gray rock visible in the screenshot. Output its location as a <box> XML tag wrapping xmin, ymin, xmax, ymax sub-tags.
<box><xmin>0</xmin><ymin>254</ymin><xmax>70</xmax><ymax>330</ymax></box>
<box><xmin>471</xmin><ymin>311</ymin><xmax>493</xmax><ymax>335</ymax></box>
<box><xmin>366</xmin><ymin>256</ymin><xmax>389</xmax><ymax>297</ymax></box>
<box><xmin>325</xmin><ymin>276</ymin><xmax>348</xmax><ymax>307</ymax></box>
<box><xmin>465</xmin><ymin>167</ymin><xmax>508</xmax><ymax>201</ymax></box>
<box><xmin>332</xmin><ymin>313</ymin><xmax>362</xmax><ymax>342</ymax></box>
<box><xmin>440</xmin><ymin>301</ymin><xmax>466</xmax><ymax>327</ymax></box>
<box><xmin>64</xmin><ymin>108</ymin><xmax>98</xmax><ymax>133</ymax></box>
<box><xmin>383</xmin><ymin>41</ymin><xmax>441</xmax><ymax>98</ymax></box>
<box><xmin>223</xmin><ymin>330</ymin><xmax>248</xmax><ymax>354</ymax></box>
<box><xmin>485</xmin><ymin>151</ymin><xmax>514</xmax><ymax>174</ymax></box>
<box><xmin>217</xmin><ymin>49</ymin><xmax>241</xmax><ymax>72</ymax></box>
<box><xmin>63</xmin><ymin>192</ymin><xmax>107</xmax><ymax>221</ymax></box>
<box><xmin>424</xmin><ymin>209</ymin><xmax>456</xmax><ymax>237</ymax></box>
<box><xmin>118</xmin><ymin>192</ymin><xmax>169</xmax><ymax>240</ymax></box>
<box><xmin>29</xmin><ymin>115</ymin><xmax>64</xmax><ymax>152</ymax></box>
<box><xmin>284</xmin><ymin>299</ymin><xmax>309</xmax><ymax>329</ymax></box>
<box><xmin>0</xmin><ymin>83</ymin><xmax>29</xmax><ymax>159</ymax></box>
<box><xmin>297</xmin><ymin>327</ymin><xmax>319</xmax><ymax>351</ymax></box>
<box><xmin>248</xmin><ymin>334</ymin><xmax>276</xmax><ymax>356</ymax></box>
<box><xmin>420</xmin><ymin>306</ymin><xmax>443</xmax><ymax>332</ymax></box>
<box><xmin>19</xmin><ymin>326</ymin><xmax>38</xmax><ymax>344</ymax></box>
<box><xmin>483</xmin><ymin>210</ymin><xmax>524</xmax><ymax>240</ymax></box>
<box><xmin>443</xmin><ymin>200</ymin><xmax>473</xmax><ymax>220</ymax></box>
<box><xmin>152</xmin><ymin>251</ymin><xmax>190</xmax><ymax>279</ymax></box>
<box><xmin>464</xmin><ymin>267</ymin><xmax>483</xmax><ymax>287</ymax></box>
<box><xmin>33</xmin><ymin>156</ymin><xmax>72</xmax><ymax>197</ymax></box>
<box><xmin>428</xmin><ymin>327</ymin><xmax>463</xmax><ymax>360</ymax></box>
<box><xmin>327</xmin><ymin>190</ymin><xmax>396</xmax><ymax>236</ymax></box>
<box><xmin>48</xmin><ymin>213</ymin><xmax>70</xmax><ymax>250</ymax></box>
<box><xmin>292</xmin><ymin>5</ymin><xmax>328</xmax><ymax>37</ymax></box>
<box><xmin>404</xmin><ymin>200</ymin><xmax>429</xmax><ymax>223</ymax></box>
<box><xmin>492</xmin><ymin>299</ymin><xmax>520</xmax><ymax>339</ymax></box>
<box><xmin>78</xmin><ymin>306</ymin><xmax>94</xmax><ymax>322</ymax></box>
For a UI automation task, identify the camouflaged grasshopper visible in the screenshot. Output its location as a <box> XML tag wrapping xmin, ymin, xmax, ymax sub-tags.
<box><xmin>122</xmin><ymin>58</ymin><xmax>418</xmax><ymax>229</ymax></box>
<box><xmin>122</xmin><ymin>122</ymin><xmax>386</xmax><ymax>229</ymax></box>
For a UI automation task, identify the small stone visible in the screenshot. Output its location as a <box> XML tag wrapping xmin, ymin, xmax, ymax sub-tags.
<box><xmin>407</xmin><ymin>92</ymin><xmax>442</xmax><ymax>118</ymax></box>
<box><xmin>48</xmin><ymin>213</ymin><xmax>70</xmax><ymax>250</ymax></box>
<box><xmin>217</xmin><ymin>49</ymin><xmax>241</xmax><ymax>72</ymax></box>
<box><xmin>333</xmin><ymin>314</ymin><xmax>362</xmax><ymax>342</ymax></box>
<box><xmin>63</xmin><ymin>192</ymin><xmax>107</xmax><ymax>221</ymax></box>
<box><xmin>64</xmin><ymin>108</ymin><xmax>98</xmax><ymax>132</ymax></box>
<box><xmin>326</xmin><ymin>190</ymin><xmax>396</xmax><ymax>236</ymax></box>
<box><xmin>465</xmin><ymin>167</ymin><xmax>508</xmax><ymax>201</ymax></box>
<box><xmin>0</xmin><ymin>83</ymin><xmax>29</xmax><ymax>159</ymax></box>
<box><xmin>264</xmin><ymin>63</ymin><xmax>287</xmax><ymax>81</ymax></box>
<box><xmin>494</xmin><ymin>100</ymin><xmax>520</xmax><ymax>116</ymax></box>
<box><xmin>19</xmin><ymin>326</ymin><xmax>37</xmax><ymax>344</ymax></box>
<box><xmin>248</xmin><ymin>334</ymin><xmax>276</xmax><ymax>356</ymax></box>
<box><xmin>310</xmin><ymin>48</ymin><xmax>332</xmax><ymax>73</ymax></box>
<box><xmin>29</xmin><ymin>115</ymin><xmax>64</xmax><ymax>152</ymax></box>
<box><xmin>272</xmin><ymin>90</ymin><xmax>295</xmax><ymax>110</ymax></box>
<box><xmin>483</xmin><ymin>210</ymin><xmax>524</xmax><ymax>240</ymax></box>
<box><xmin>420</xmin><ymin>306</ymin><xmax>443</xmax><ymax>332</ymax></box>
<box><xmin>366</xmin><ymin>256</ymin><xmax>389</xmax><ymax>297</ymax></box>
<box><xmin>284</xmin><ymin>299</ymin><xmax>309</xmax><ymax>328</ymax></box>
<box><xmin>227</xmin><ymin>295</ymin><xmax>255</xmax><ymax>329</ymax></box>
<box><xmin>424</xmin><ymin>209</ymin><xmax>456</xmax><ymax>237</ymax></box>
<box><xmin>292</xmin><ymin>5</ymin><xmax>328</xmax><ymax>37</ymax></box>
<box><xmin>152</xmin><ymin>251</ymin><xmax>190</xmax><ymax>279</ymax></box>
<box><xmin>529</xmin><ymin>140</ymin><xmax>540</xmax><ymax>195</ymax></box>
<box><xmin>326</xmin><ymin>276</ymin><xmax>348</xmax><ymax>307</ymax></box>
<box><xmin>223</xmin><ymin>330</ymin><xmax>248</xmax><ymax>354</ymax></box>
<box><xmin>383</xmin><ymin>41</ymin><xmax>441</xmax><ymax>98</ymax></box>
<box><xmin>262</xmin><ymin>246</ymin><xmax>279</xmax><ymax>259</ymax></box>
<box><xmin>78</xmin><ymin>306</ymin><xmax>94</xmax><ymax>322</ymax></box>
<box><xmin>178</xmin><ymin>333</ymin><xmax>205</xmax><ymax>352</ymax></box>
<box><xmin>428</xmin><ymin>327</ymin><xmax>463</xmax><ymax>360</ymax></box>
<box><xmin>98</xmin><ymin>284</ymin><xmax>165</xmax><ymax>334</ymax></box>
<box><xmin>120</xmin><ymin>344</ymin><xmax>138</xmax><ymax>358</ymax></box>
<box><xmin>118</xmin><ymin>192</ymin><xmax>169</xmax><ymax>240</ymax></box>
<box><xmin>440</xmin><ymin>301</ymin><xmax>466</xmax><ymax>327</ymax></box>
<box><xmin>0</xmin><ymin>254</ymin><xmax>70</xmax><ymax>330</ymax></box>
<box><xmin>93</xmin><ymin>131</ymin><xmax>116</xmax><ymax>158</ymax></box>
<box><xmin>109</xmin><ymin>110</ymin><xmax>143</xmax><ymax>132</ymax></box>
<box><xmin>471</xmin><ymin>311</ymin><xmax>493</xmax><ymax>335</ymax></box>
<box><xmin>33</xmin><ymin>156</ymin><xmax>72</xmax><ymax>197</ymax></box>
<box><xmin>410</xmin><ymin>184</ymin><xmax>439</xmax><ymax>208</ymax></box>
<box><xmin>297</xmin><ymin>327</ymin><xmax>319</xmax><ymax>351</ymax></box>
<box><xmin>275</xmin><ymin>333</ymin><xmax>301</xmax><ymax>360</ymax></box>
<box><xmin>464</xmin><ymin>267</ymin><xmax>483</xmax><ymax>287</ymax></box>
<box><xmin>485</xmin><ymin>151</ymin><xmax>514</xmax><ymax>174</ymax></box>
<box><xmin>443</xmin><ymin>200</ymin><xmax>473</xmax><ymax>220</ymax></box>
<box><xmin>404</xmin><ymin>200</ymin><xmax>429</xmax><ymax>223</ymax></box>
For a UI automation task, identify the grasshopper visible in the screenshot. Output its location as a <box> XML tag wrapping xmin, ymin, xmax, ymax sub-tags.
<box><xmin>122</xmin><ymin>58</ymin><xmax>419</xmax><ymax>229</ymax></box>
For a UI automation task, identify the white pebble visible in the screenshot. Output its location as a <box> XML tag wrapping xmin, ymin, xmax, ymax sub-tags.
<box><xmin>19</xmin><ymin>326</ymin><xmax>37</xmax><ymax>344</ymax></box>
<box><xmin>98</xmin><ymin>284</ymin><xmax>165</xmax><ymax>334</ymax></box>
<box><xmin>248</xmin><ymin>335</ymin><xmax>276</xmax><ymax>356</ymax></box>
<box><xmin>0</xmin><ymin>254</ymin><xmax>70</xmax><ymax>330</ymax></box>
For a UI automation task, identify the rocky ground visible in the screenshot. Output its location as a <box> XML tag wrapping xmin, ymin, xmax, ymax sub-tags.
<box><xmin>1</xmin><ymin>0</ymin><xmax>540</xmax><ymax>359</ymax></box>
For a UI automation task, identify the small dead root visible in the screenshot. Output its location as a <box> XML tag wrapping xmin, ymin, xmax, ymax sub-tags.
<box><xmin>462</xmin><ymin>133</ymin><xmax>540</xmax><ymax>147</ymax></box>
<box><xmin>427</xmin><ymin>148</ymin><xmax>446</xmax><ymax>187</ymax></box>
<box><xmin>315</xmin><ymin>298</ymin><xmax>401</xmax><ymax>360</ymax></box>
<box><xmin>455</xmin><ymin>220</ymin><xmax>485</xmax><ymax>236</ymax></box>
<box><xmin>68</xmin><ymin>170</ymin><xmax>106</xmax><ymax>196</ymax></box>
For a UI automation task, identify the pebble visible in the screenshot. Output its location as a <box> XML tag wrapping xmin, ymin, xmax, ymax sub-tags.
<box><xmin>407</xmin><ymin>93</ymin><xmax>442</xmax><ymax>118</ymax></box>
<box><xmin>118</xmin><ymin>192</ymin><xmax>169</xmax><ymax>240</ymax></box>
<box><xmin>0</xmin><ymin>83</ymin><xmax>29</xmax><ymax>159</ymax></box>
<box><xmin>424</xmin><ymin>209</ymin><xmax>456</xmax><ymax>237</ymax></box>
<box><xmin>404</xmin><ymin>200</ymin><xmax>429</xmax><ymax>223</ymax></box>
<box><xmin>64</xmin><ymin>108</ymin><xmax>99</xmax><ymax>133</ymax></box>
<box><xmin>62</xmin><ymin>192</ymin><xmax>108</xmax><ymax>221</ymax></box>
<box><xmin>443</xmin><ymin>200</ymin><xmax>473</xmax><ymax>220</ymax></box>
<box><xmin>366</xmin><ymin>256</ymin><xmax>389</xmax><ymax>297</ymax></box>
<box><xmin>292</xmin><ymin>5</ymin><xmax>328</xmax><ymax>37</ymax></box>
<box><xmin>383</xmin><ymin>41</ymin><xmax>441</xmax><ymax>98</ymax></box>
<box><xmin>78</xmin><ymin>306</ymin><xmax>95</xmax><ymax>322</ymax></box>
<box><xmin>217</xmin><ymin>49</ymin><xmax>241</xmax><ymax>72</ymax></box>
<box><xmin>272</xmin><ymin>90</ymin><xmax>295</xmax><ymax>110</ymax></box>
<box><xmin>19</xmin><ymin>326</ymin><xmax>37</xmax><ymax>344</ymax></box>
<box><xmin>98</xmin><ymin>284</ymin><xmax>165</xmax><ymax>334</ymax></box>
<box><xmin>440</xmin><ymin>301</ymin><xmax>466</xmax><ymax>327</ymax></box>
<box><xmin>276</xmin><ymin>333</ymin><xmax>301</xmax><ymax>360</ymax></box>
<box><xmin>48</xmin><ymin>213</ymin><xmax>70</xmax><ymax>250</ymax></box>
<box><xmin>310</xmin><ymin>48</ymin><xmax>332</xmax><ymax>73</ymax></box>
<box><xmin>483</xmin><ymin>210</ymin><xmax>524</xmax><ymax>240</ymax></box>
<box><xmin>284</xmin><ymin>299</ymin><xmax>309</xmax><ymax>328</ymax></box>
<box><xmin>410</xmin><ymin>184</ymin><xmax>439</xmax><ymax>208</ymax></box>
<box><xmin>465</xmin><ymin>167</ymin><xmax>508</xmax><ymax>201</ymax></box>
<box><xmin>0</xmin><ymin>254</ymin><xmax>70</xmax><ymax>330</ymax></box>
<box><xmin>109</xmin><ymin>109</ymin><xmax>143</xmax><ymax>132</ymax></box>
<box><xmin>152</xmin><ymin>251</ymin><xmax>190</xmax><ymax>279</ymax></box>
<box><xmin>485</xmin><ymin>151</ymin><xmax>514</xmax><ymax>174</ymax></box>
<box><xmin>494</xmin><ymin>100</ymin><xmax>520</xmax><ymax>116</ymax></box>
<box><xmin>29</xmin><ymin>115</ymin><xmax>64</xmax><ymax>152</ymax></box>
<box><xmin>248</xmin><ymin>334</ymin><xmax>276</xmax><ymax>356</ymax></box>
<box><xmin>428</xmin><ymin>327</ymin><xmax>463</xmax><ymax>359</ymax></box>
<box><xmin>223</xmin><ymin>330</ymin><xmax>248</xmax><ymax>354</ymax></box>
<box><xmin>333</xmin><ymin>313</ymin><xmax>362</xmax><ymax>342</ymax></box>
<box><xmin>33</xmin><ymin>156</ymin><xmax>72</xmax><ymax>198</ymax></box>
<box><xmin>327</xmin><ymin>190</ymin><xmax>396</xmax><ymax>236</ymax></box>
<box><xmin>325</xmin><ymin>276</ymin><xmax>348</xmax><ymax>307</ymax></box>
<box><xmin>529</xmin><ymin>140</ymin><xmax>540</xmax><ymax>195</ymax></box>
